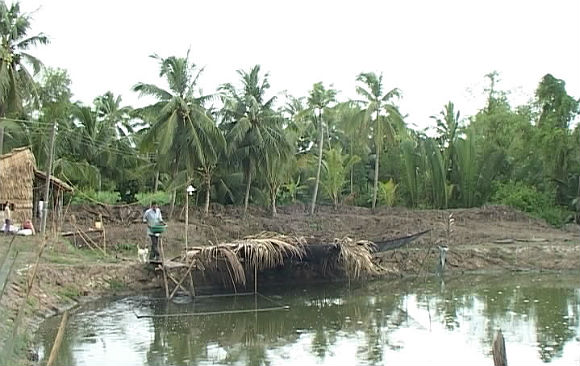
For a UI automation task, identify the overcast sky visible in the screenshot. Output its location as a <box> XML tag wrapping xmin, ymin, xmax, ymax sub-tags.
<box><xmin>17</xmin><ymin>0</ymin><xmax>580</xmax><ymax>131</ymax></box>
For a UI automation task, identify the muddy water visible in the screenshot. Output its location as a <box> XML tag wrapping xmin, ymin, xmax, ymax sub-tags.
<box><xmin>35</xmin><ymin>272</ymin><xmax>580</xmax><ymax>366</ymax></box>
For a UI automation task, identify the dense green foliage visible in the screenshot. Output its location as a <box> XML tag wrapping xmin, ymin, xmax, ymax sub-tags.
<box><xmin>0</xmin><ymin>1</ymin><xmax>578</xmax><ymax>225</ymax></box>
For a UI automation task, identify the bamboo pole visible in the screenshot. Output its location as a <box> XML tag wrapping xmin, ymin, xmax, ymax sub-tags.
<box><xmin>74</xmin><ymin>226</ymin><xmax>98</xmax><ymax>253</ymax></box>
<box><xmin>46</xmin><ymin>311</ymin><xmax>69</xmax><ymax>366</ymax></box>
<box><xmin>167</xmin><ymin>272</ymin><xmax>190</xmax><ymax>299</ymax></box>
<box><xmin>185</xmin><ymin>189</ymin><xmax>189</xmax><ymax>250</ymax></box>
<box><xmin>188</xmin><ymin>272</ymin><xmax>196</xmax><ymax>297</ymax></box>
<box><xmin>254</xmin><ymin>263</ymin><xmax>258</xmax><ymax>294</ymax></box>
<box><xmin>134</xmin><ymin>305</ymin><xmax>289</xmax><ymax>319</ymax></box>
<box><xmin>76</xmin><ymin>226</ymin><xmax>105</xmax><ymax>255</ymax></box>
<box><xmin>168</xmin><ymin>259</ymin><xmax>196</xmax><ymax>300</ymax></box>
<box><xmin>41</xmin><ymin>122</ymin><xmax>56</xmax><ymax>234</ymax></box>
<box><xmin>0</xmin><ymin>236</ymin><xmax>16</xmax><ymax>270</ymax></box>
<box><xmin>159</xmin><ymin>237</ymin><xmax>169</xmax><ymax>298</ymax></box>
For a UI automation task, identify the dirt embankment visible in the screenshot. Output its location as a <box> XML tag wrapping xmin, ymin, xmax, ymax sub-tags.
<box><xmin>0</xmin><ymin>204</ymin><xmax>578</xmax><ymax>363</ymax></box>
<box><xmin>83</xmin><ymin>203</ymin><xmax>579</xmax><ymax>273</ymax></box>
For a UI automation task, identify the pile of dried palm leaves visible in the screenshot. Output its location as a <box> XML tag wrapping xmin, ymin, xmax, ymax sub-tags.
<box><xmin>333</xmin><ymin>237</ymin><xmax>383</xmax><ymax>279</ymax></box>
<box><xmin>231</xmin><ymin>232</ymin><xmax>306</xmax><ymax>270</ymax></box>
<box><xmin>178</xmin><ymin>232</ymin><xmax>382</xmax><ymax>288</ymax></box>
<box><xmin>180</xmin><ymin>232</ymin><xmax>306</xmax><ymax>288</ymax></box>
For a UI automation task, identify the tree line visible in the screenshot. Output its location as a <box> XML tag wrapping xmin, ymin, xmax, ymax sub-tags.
<box><xmin>0</xmin><ymin>2</ymin><xmax>578</xmax><ymax>225</ymax></box>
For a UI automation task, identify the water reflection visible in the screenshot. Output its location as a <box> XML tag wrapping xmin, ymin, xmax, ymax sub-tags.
<box><xmin>36</xmin><ymin>272</ymin><xmax>580</xmax><ymax>366</ymax></box>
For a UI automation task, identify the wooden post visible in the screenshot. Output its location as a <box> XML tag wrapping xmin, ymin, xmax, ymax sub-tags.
<box><xmin>100</xmin><ymin>214</ymin><xmax>106</xmax><ymax>256</ymax></box>
<box><xmin>41</xmin><ymin>122</ymin><xmax>57</xmax><ymax>234</ymax></box>
<box><xmin>46</xmin><ymin>311</ymin><xmax>69</xmax><ymax>366</ymax></box>
<box><xmin>492</xmin><ymin>329</ymin><xmax>508</xmax><ymax>366</ymax></box>
<box><xmin>254</xmin><ymin>263</ymin><xmax>258</xmax><ymax>294</ymax></box>
<box><xmin>168</xmin><ymin>259</ymin><xmax>196</xmax><ymax>300</ymax></box>
<box><xmin>188</xmin><ymin>272</ymin><xmax>195</xmax><ymax>297</ymax></box>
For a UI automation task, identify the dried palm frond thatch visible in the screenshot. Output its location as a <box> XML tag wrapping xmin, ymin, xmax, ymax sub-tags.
<box><xmin>336</xmin><ymin>237</ymin><xmax>383</xmax><ymax>279</ymax></box>
<box><xmin>183</xmin><ymin>245</ymin><xmax>246</xmax><ymax>287</ymax></box>
<box><xmin>180</xmin><ymin>232</ymin><xmax>306</xmax><ymax>288</ymax></box>
<box><xmin>231</xmin><ymin>232</ymin><xmax>306</xmax><ymax>270</ymax></box>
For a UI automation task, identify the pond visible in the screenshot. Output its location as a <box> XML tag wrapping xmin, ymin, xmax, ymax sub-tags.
<box><xmin>35</xmin><ymin>272</ymin><xmax>580</xmax><ymax>366</ymax></box>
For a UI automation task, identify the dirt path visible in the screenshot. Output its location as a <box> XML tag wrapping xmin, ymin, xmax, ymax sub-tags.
<box><xmin>0</xmin><ymin>204</ymin><xmax>578</xmax><ymax>364</ymax></box>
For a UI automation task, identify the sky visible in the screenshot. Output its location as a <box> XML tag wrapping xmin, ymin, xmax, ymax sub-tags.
<box><xmin>17</xmin><ymin>0</ymin><xmax>580</xmax><ymax>131</ymax></box>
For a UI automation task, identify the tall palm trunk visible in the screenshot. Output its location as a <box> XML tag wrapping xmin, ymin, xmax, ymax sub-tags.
<box><xmin>350</xmin><ymin>167</ymin><xmax>354</xmax><ymax>194</ymax></box>
<box><xmin>372</xmin><ymin>111</ymin><xmax>381</xmax><ymax>210</ymax></box>
<box><xmin>153</xmin><ymin>170</ymin><xmax>159</xmax><ymax>192</ymax></box>
<box><xmin>243</xmin><ymin>170</ymin><xmax>252</xmax><ymax>215</ymax></box>
<box><xmin>310</xmin><ymin>116</ymin><xmax>324</xmax><ymax>215</ymax></box>
<box><xmin>372</xmin><ymin>144</ymin><xmax>380</xmax><ymax>210</ymax></box>
<box><xmin>271</xmin><ymin>188</ymin><xmax>277</xmax><ymax>217</ymax></box>
<box><xmin>204</xmin><ymin>174</ymin><xmax>211</xmax><ymax>215</ymax></box>
<box><xmin>169</xmin><ymin>163</ymin><xmax>178</xmax><ymax>219</ymax></box>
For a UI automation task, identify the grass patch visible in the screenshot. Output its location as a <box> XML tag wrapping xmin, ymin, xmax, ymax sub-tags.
<box><xmin>43</xmin><ymin>239</ymin><xmax>122</xmax><ymax>265</ymax></box>
<box><xmin>106</xmin><ymin>279</ymin><xmax>125</xmax><ymax>290</ymax></box>
<box><xmin>116</xmin><ymin>242</ymin><xmax>137</xmax><ymax>253</ymax></box>
<box><xmin>25</xmin><ymin>297</ymin><xmax>37</xmax><ymax>308</ymax></box>
<box><xmin>57</xmin><ymin>285</ymin><xmax>82</xmax><ymax>299</ymax></box>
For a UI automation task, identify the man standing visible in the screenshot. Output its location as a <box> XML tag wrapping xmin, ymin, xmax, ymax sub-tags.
<box><xmin>3</xmin><ymin>202</ymin><xmax>11</xmax><ymax>234</ymax></box>
<box><xmin>143</xmin><ymin>201</ymin><xmax>163</xmax><ymax>262</ymax></box>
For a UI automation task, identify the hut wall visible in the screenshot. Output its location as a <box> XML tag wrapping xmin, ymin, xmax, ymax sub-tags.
<box><xmin>0</xmin><ymin>148</ymin><xmax>35</xmax><ymax>223</ymax></box>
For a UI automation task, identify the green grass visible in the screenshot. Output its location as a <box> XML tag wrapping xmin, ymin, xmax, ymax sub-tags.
<box><xmin>106</xmin><ymin>279</ymin><xmax>125</xmax><ymax>291</ymax></box>
<box><xmin>57</xmin><ymin>285</ymin><xmax>82</xmax><ymax>299</ymax></box>
<box><xmin>115</xmin><ymin>242</ymin><xmax>137</xmax><ymax>253</ymax></box>
<box><xmin>43</xmin><ymin>239</ymin><xmax>122</xmax><ymax>265</ymax></box>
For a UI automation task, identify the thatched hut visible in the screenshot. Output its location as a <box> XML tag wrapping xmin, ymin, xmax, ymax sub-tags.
<box><xmin>0</xmin><ymin>147</ymin><xmax>73</xmax><ymax>225</ymax></box>
<box><xmin>0</xmin><ymin>147</ymin><xmax>36</xmax><ymax>223</ymax></box>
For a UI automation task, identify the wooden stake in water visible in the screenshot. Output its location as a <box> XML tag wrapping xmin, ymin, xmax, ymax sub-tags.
<box><xmin>159</xmin><ymin>236</ymin><xmax>169</xmax><ymax>299</ymax></box>
<box><xmin>46</xmin><ymin>311</ymin><xmax>69</xmax><ymax>366</ymax></box>
<box><xmin>492</xmin><ymin>329</ymin><xmax>508</xmax><ymax>366</ymax></box>
<box><xmin>254</xmin><ymin>263</ymin><xmax>258</xmax><ymax>294</ymax></box>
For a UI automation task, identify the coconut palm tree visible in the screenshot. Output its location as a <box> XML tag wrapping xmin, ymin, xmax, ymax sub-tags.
<box><xmin>306</xmin><ymin>82</ymin><xmax>337</xmax><ymax>215</ymax></box>
<box><xmin>262</xmin><ymin>137</ymin><xmax>295</xmax><ymax>216</ymax></box>
<box><xmin>0</xmin><ymin>1</ymin><xmax>48</xmax><ymax>154</ymax></box>
<box><xmin>94</xmin><ymin>91</ymin><xmax>138</xmax><ymax>141</ymax></box>
<box><xmin>220</xmin><ymin>65</ymin><xmax>287</xmax><ymax>215</ymax></box>
<box><xmin>134</xmin><ymin>52</ymin><xmax>224</xmax><ymax>216</ymax></box>
<box><xmin>356</xmin><ymin>72</ymin><xmax>402</xmax><ymax>210</ymax></box>
<box><xmin>334</xmin><ymin>101</ymin><xmax>368</xmax><ymax>194</ymax></box>
<box><xmin>320</xmin><ymin>146</ymin><xmax>360</xmax><ymax>209</ymax></box>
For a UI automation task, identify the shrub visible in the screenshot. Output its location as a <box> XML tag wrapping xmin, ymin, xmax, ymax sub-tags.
<box><xmin>71</xmin><ymin>190</ymin><xmax>121</xmax><ymax>205</ymax></box>
<box><xmin>377</xmin><ymin>179</ymin><xmax>398</xmax><ymax>207</ymax></box>
<box><xmin>491</xmin><ymin>181</ymin><xmax>572</xmax><ymax>226</ymax></box>
<box><xmin>491</xmin><ymin>181</ymin><xmax>550</xmax><ymax>212</ymax></box>
<box><xmin>136</xmin><ymin>191</ymin><xmax>171</xmax><ymax>206</ymax></box>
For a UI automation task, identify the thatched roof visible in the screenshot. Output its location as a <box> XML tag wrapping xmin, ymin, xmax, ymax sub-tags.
<box><xmin>0</xmin><ymin>147</ymin><xmax>36</xmax><ymax>221</ymax></box>
<box><xmin>34</xmin><ymin>170</ymin><xmax>73</xmax><ymax>192</ymax></box>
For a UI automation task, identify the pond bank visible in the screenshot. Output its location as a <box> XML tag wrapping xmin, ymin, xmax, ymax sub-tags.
<box><xmin>0</xmin><ymin>205</ymin><xmax>578</xmax><ymax>364</ymax></box>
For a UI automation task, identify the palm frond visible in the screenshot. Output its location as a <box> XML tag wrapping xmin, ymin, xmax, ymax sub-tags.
<box><xmin>335</xmin><ymin>237</ymin><xmax>382</xmax><ymax>279</ymax></box>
